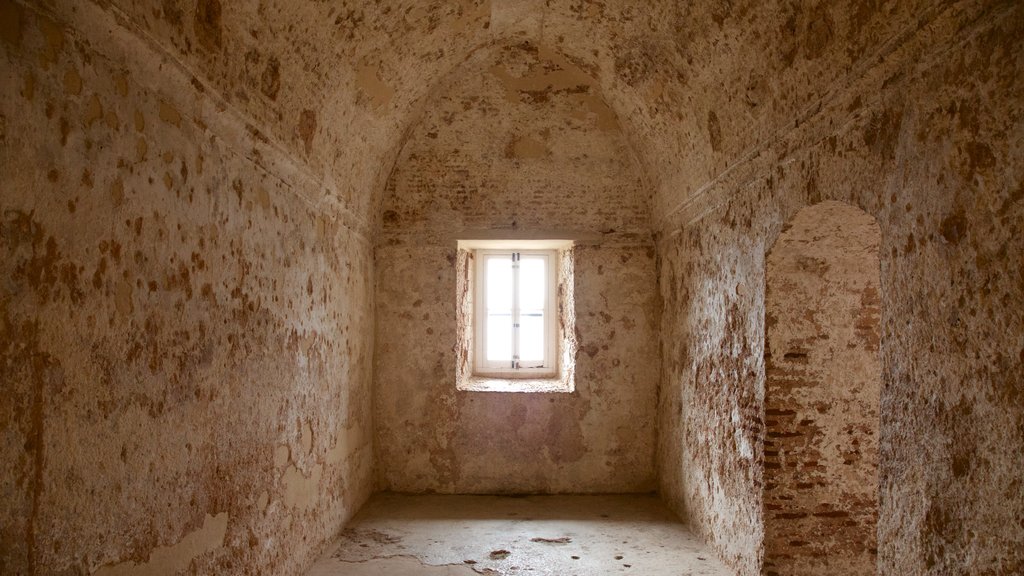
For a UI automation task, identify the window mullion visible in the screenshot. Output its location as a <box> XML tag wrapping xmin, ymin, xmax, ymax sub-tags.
<box><xmin>512</xmin><ymin>252</ymin><xmax>520</xmax><ymax>369</ymax></box>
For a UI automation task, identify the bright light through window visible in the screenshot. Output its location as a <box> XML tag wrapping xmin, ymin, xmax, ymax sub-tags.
<box><xmin>475</xmin><ymin>250</ymin><xmax>556</xmax><ymax>376</ymax></box>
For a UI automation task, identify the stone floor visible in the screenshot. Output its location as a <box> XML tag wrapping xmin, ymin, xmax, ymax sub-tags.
<box><xmin>307</xmin><ymin>493</ymin><xmax>732</xmax><ymax>576</ymax></box>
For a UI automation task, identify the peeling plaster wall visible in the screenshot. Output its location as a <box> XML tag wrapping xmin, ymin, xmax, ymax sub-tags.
<box><xmin>1</xmin><ymin>0</ymin><xmax>1021</xmax><ymax>574</ymax></box>
<box><xmin>374</xmin><ymin>42</ymin><xmax>659</xmax><ymax>494</ymax></box>
<box><xmin>0</xmin><ymin>2</ymin><xmax>373</xmax><ymax>574</ymax></box>
<box><xmin>656</xmin><ymin>2</ymin><xmax>1024</xmax><ymax>574</ymax></box>
<box><xmin>763</xmin><ymin>202</ymin><xmax>881</xmax><ymax>576</ymax></box>
<box><xmin>89</xmin><ymin>0</ymin><xmax>502</xmax><ymax>224</ymax></box>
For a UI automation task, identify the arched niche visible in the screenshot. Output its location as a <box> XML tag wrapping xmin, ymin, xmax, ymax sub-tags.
<box><xmin>762</xmin><ymin>201</ymin><xmax>882</xmax><ymax>575</ymax></box>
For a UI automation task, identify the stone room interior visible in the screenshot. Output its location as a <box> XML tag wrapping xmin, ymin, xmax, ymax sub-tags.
<box><xmin>0</xmin><ymin>0</ymin><xmax>1021</xmax><ymax>575</ymax></box>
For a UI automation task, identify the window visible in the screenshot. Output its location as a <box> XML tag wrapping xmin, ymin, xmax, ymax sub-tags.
<box><xmin>455</xmin><ymin>239</ymin><xmax>576</xmax><ymax>393</ymax></box>
<box><xmin>474</xmin><ymin>250</ymin><xmax>557</xmax><ymax>377</ymax></box>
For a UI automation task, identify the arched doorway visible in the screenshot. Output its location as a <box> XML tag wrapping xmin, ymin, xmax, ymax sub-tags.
<box><xmin>763</xmin><ymin>201</ymin><xmax>881</xmax><ymax>575</ymax></box>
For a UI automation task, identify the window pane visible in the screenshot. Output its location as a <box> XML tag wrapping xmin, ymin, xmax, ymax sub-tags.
<box><xmin>518</xmin><ymin>256</ymin><xmax>546</xmax><ymax>311</ymax></box>
<box><xmin>485</xmin><ymin>256</ymin><xmax>513</xmax><ymax>311</ymax></box>
<box><xmin>484</xmin><ymin>255</ymin><xmax>514</xmax><ymax>363</ymax></box>
<box><xmin>487</xmin><ymin>312</ymin><xmax>513</xmax><ymax>362</ymax></box>
<box><xmin>519</xmin><ymin>310</ymin><xmax>545</xmax><ymax>363</ymax></box>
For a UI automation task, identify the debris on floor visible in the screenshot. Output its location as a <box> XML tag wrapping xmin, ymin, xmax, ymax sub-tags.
<box><xmin>307</xmin><ymin>494</ymin><xmax>731</xmax><ymax>575</ymax></box>
<box><xmin>530</xmin><ymin>537</ymin><xmax>572</xmax><ymax>544</ymax></box>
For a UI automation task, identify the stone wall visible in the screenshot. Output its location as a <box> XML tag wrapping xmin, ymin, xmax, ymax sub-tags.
<box><xmin>1</xmin><ymin>1</ymin><xmax>1021</xmax><ymax>574</ymax></box>
<box><xmin>655</xmin><ymin>2</ymin><xmax>1024</xmax><ymax>573</ymax></box>
<box><xmin>763</xmin><ymin>202</ymin><xmax>881</xmax><ymax>575</ymax></box>
<box><xmin>374</xmin><ymin>41</ymin><xmax>660</xmax><ymax>494</ymax></box>
<box><xmin>0</xmin><ymin>2</ymin><xmax>374</xmax><ymax>574</ymax></box>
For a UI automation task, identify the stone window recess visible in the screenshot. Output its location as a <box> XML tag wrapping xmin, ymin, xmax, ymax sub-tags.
<box><xmin>456</xmin><ymin>240</ymin><xmax>576</xmax><ymax>393</ymax></box>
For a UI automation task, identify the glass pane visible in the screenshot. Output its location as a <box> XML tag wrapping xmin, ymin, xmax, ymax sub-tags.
<box><xmin>484</xmin><ymin>255</ymin><xmax>514</xmax><ymax>363</ymax></box>
<box><xmin>519</xmin><ymin>310</ymin><xmax>545</xmax><ymax>363</ymax></box>
<box><xmin>487</xmin><ymin>312</ymin><xmax>513</xmax><ymax>362</ymax></box>
<box><xmin>518</xmin><ymin>256</ymin><xmax>546</xmax><ymax>311</ymax></box>
<box><xmin>485</xmin><ymin>256</ymin><xmax>513</xmax><ymax>311</ymax></box>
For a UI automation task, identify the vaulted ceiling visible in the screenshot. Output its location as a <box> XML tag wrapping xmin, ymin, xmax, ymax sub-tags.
<box><xmin>87</xmin><ymin>0</ymin><xmax>947</xmax><ymax>230</ymax></box>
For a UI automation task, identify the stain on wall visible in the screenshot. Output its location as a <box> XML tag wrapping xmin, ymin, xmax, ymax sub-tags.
<box><xmin>0</xmin><ymin>2</ymin><xmax>373</xmax><ymax>574</ymax></box>
<box><xmin>94</xmin><ymin>513</ymin><xmax>229</xmax><ymax>576</ymax></box>
<box><xmin>656</xmin><ymin>3</ymin><xmax>1024</xmax><ymax>574</ymax></box>
<box><xmin>374</xmin><ymin>41</ymin><xmax>659</xmax><ymax>494</ymax></box>
<box><xmin>1</xmin><ymin>0</ymin><xmax>1021</xmax><ymax>574</ymax></box>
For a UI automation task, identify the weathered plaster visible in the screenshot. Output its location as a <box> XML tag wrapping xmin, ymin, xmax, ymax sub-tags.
<box><xmin>656</xmin><ymin>3</ymin><xmax>1023</xmax><ymax>573</ymax></box>
<box><xmin>373</xmin><ymin>41</ymin><xmax>659</xmax><ymax>494</ymax></box>
<box><xmin>0</xmin><ymin>2</ymin><xmax>373</xmax><ymax>574</ymax></box>
<box><xmin>763</xmin><ymin>202</ymin><xmax>881</xmax><ymax>575</ymax></box>
<box><xmin>1</xmin><ymin>0</ymin><xmax>1021</xmax><ymax>574</ymax></box>
<box><xmin>94</xmin><ymin>513</ymin><xmax>229</xmax><ymax>576</ymax></box>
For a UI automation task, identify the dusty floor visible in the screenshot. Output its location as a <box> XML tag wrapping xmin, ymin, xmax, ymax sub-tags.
<box><xmin>307</xmin><ymin>494</ymin><xmax>731</xmax><ymax>576</ymax></box>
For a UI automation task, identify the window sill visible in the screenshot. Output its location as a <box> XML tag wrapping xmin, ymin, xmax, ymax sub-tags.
<box><xmin>459</xmin><ymin>375</ymin><xmax>573</xmax><ymax>393</ymax></box>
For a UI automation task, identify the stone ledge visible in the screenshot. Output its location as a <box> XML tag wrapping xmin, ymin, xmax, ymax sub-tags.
<box><xmin>457</xmin><ymin>375</ymin><xmax>573</xmax><ymax>394</ymax></box>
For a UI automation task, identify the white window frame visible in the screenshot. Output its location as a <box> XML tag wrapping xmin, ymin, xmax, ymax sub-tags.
<box><xmin>474</xmin><ymin>249</ymin><xmax>558</xmax><ymax>378</ymax></box>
